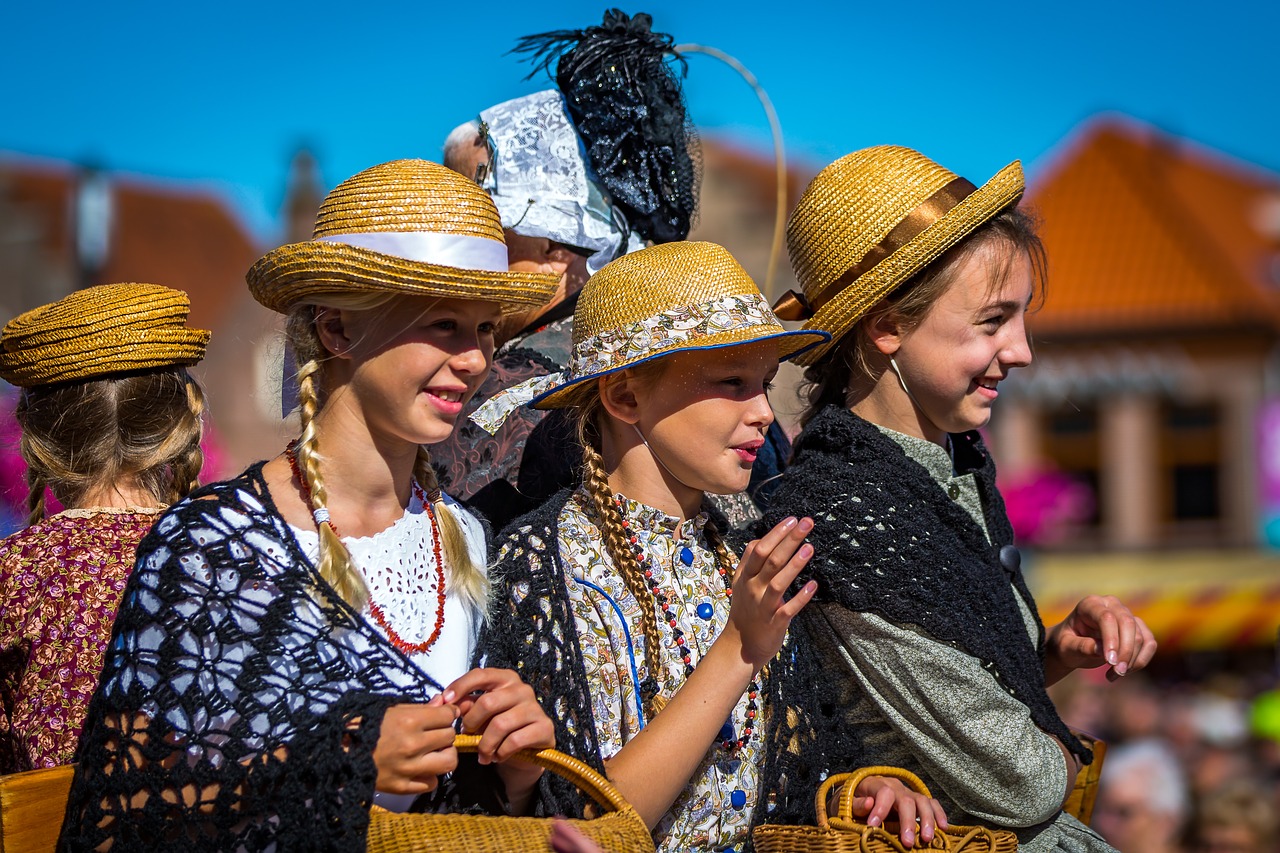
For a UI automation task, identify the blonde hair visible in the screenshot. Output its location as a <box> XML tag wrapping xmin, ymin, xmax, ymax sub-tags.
<box><xmin>568</xmin><ymin>367</ymin><xmax>737</xmax><ymax>720</ymax></box>
<box><xmin>15</xmin><ymin>368</ymin><xmax>205</xmax><ymax>525</ymax></box>
<box><xmin>284</xmin><ymin>294</ymin><xmax>488</xmax><ymax>610</ymax></box>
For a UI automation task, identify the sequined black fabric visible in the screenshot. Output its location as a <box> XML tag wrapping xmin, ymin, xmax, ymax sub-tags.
<box><xmin>58</xmin><ymin>464</ymin><xmax>474</xmax><ymax>852</ymax></box>
<box><xmin>514</xmin><ymin>9</ymin><xmax>699</xmax><ymax>244</ymax></box>
<box><xmin>755</xmin><ymin>407</ymin><xmax>1090</xmax><ymax>828</ymax></box>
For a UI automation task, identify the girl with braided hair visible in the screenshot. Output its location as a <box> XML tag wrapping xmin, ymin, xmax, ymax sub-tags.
<box><xmin>474</xmin><ymin>241</ymin><xmax>946</xmax><ymax>852</ymax></box>
<box><xmin>0</xmin><ymin>282</ymin><xmax>208</xmax><ymax>773</ymax></box>
<box><xmin>60</xmin><ymin>161</ymin><xmax>562</xmax><ymax>852</ymax></box>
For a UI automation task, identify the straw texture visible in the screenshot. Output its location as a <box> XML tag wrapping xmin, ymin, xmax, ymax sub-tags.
<box><xmin>784</xmin><ymin>146</ymin><xmax>1024</xmax><ymax>365</ymax></box>
<box><xmin>248</xmin><ymin>159</ymin><xmax>559</xmax><ymax>313</ymax></box>
<box><xmin>365</xmin><ymin>734</ymin><xmax>653</xmax><ymax>853</ymax></box>
<box><xmin>753</xmin><ymin>766</ymin><xmax>1018</xmax><ymax>853</ymax></box>
<box><xmin>534</xmin><ymin>240</ymin><xmax>828</xmax><ymax>408</ymax></box>
<box><xmin>0</xmin><ymin>282</ymin><xmax>209</xmax><ymax>387</ymax></box>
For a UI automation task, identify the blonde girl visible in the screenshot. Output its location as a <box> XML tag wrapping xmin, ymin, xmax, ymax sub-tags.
<box><xmin>0</xmin><ymin>282</ymin><xmax>206</xmax><ymax>771</ymax></box>
<box><xmin>61</xmin><ymin>161</ymin><xmax>561</xmax><ymax>851</ymax></box>
<box><xmin>477</xmin><ymin>241</ymin><xmax>946</xmax><ymax>852</ymax></box>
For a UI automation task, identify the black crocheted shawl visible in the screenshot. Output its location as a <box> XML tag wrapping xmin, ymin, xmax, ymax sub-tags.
<box><xmin>58</xmin><ymin>464</ymin><xmax>481</xmax><ymax>852</ymax></box>
<box><xmin>756</xmin><ymin>407</ymin><xmax>1089</xmax><ymax>827</ymax></box>
<box><xmin>474</xmin><ymin>492</ymin><xmax>606</xmax><ymax>819</ymax></box>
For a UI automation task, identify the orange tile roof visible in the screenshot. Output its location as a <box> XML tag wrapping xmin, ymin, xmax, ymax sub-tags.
<box><xmin>1</xmin><ymin>158</ymin><xmax>259</xmax><ymax>330</ymax></box>
<box><xmin>1026</xmin><ymin>115</ymin><xmax>1280</xmax><ymax>337</ymax></box>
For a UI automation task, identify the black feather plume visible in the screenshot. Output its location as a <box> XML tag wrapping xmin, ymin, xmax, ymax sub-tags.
<box><xmin>513</xmin><ymin>9</ymin><xmax>699</xmax><ymax>244</ymax></box>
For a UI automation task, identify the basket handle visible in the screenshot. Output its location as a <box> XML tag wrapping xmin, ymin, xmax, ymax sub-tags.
<box><xmin>814</xmin><ymin>766</ymin><xmax>934</xmax><ymax>828</ymax></box>
<box><xmin>452</xmin><ymin>733</ymin><xmax>630</xmax><ymax>815</ymax></box>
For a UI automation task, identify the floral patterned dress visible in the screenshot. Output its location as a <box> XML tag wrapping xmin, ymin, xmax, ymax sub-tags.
<box><xmin>0</xmin><ymin>507</ymin><xmax>159</xmax><ymax>771</ymax></box>
<box><xmin>557</xmin><ymin>493</ymin><xmax>760</xmax><ymax>852</ymax></box>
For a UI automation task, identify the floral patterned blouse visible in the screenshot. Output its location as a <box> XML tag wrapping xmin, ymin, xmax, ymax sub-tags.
<box><xmin>0</xmin><ymin>507</ymin><xmax>160</xmax><ymax>771</ymax></box>
<box><xmin>558</xmin><ymin>492</ymin><xmax>760</xmax><ymax>853</ymax></box>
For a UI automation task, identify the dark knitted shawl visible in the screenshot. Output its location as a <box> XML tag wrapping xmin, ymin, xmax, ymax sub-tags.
<box><xmin>475</xmin><ymin>492</ymin><xmax>605</xmax><ymax>819</ymax></box>
<box><xmin>756</xmin><ymin>406</ymin><xmax>1089</xmax><ymax>827</ymax></box>
<box><xmin>58</xmin><ymin>464</ymin><xmax>488</xmax><ymax>852</ymax></box>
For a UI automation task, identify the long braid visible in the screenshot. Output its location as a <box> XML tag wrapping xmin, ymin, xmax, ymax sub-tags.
<box><xmin>413</xmin><ymin>446</ymin><xmax>487</xmax><ymax>608</ymax></box>
<box><xmin>166</xmin><ymin>374</ymin><xmax>206</xmax><ymax>504</ymax></box>
<box><xmin>289</xmin><ymin>308</ymin><xmax>368</xmax><ymax>608</ymax></box>
<box><xmin>701</xmin><ymin>512</ymin><xmax>739</xmax><ymax>585</ymax></box>
<box><xmin>23</xmin><ymin>462</ymin><xmax>46</xmax><ymax>527</ymax></box>
<box><xmin>579</xmin><ymin>441</ymin><xmax>665</xmax><ymax>718</ymax></box>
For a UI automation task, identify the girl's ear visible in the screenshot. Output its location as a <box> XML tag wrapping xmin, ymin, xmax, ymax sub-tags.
<box><xmin>599</xmin><ymin>372</ymin><xmax>642</xmax><ymax>425</ymax></box>
<box><xmin>315</xmin><ymin>308</ymin><xmax>353</xmax><ymax>358</ymax></box>
<box><xmin>867</xmin><ymin>312</ymin><xmax>904</xmax><ymax>357</ymax></box>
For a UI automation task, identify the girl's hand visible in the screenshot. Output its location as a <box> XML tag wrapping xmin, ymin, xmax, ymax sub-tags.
<box><xmin>372</xmin><ymin>696</ymin><xmax>460</xmax><ymax>795</ymax></box>
<box><xmin>550</xmin><ymin>821</ymin><xmax>605</xmax><ymax>853</ymax></box>
<box><xmin>727</xmin><ymin>516</ymin><xmax>819</xmax><ymax>668</ymax></box>
<box><xmin>850</xmin><ymin>775</ymin><xmax>949</xmax><ymax>849</ymax></box>
<box><xmin>444</xmin><ymin>667</ymin><xmax>555</xmax><ymax>813</ymax></box>
<box><xmin>1045</xmin><ymin>595</ymin><xmax>1157</xmax><ymax>685</ymax></box>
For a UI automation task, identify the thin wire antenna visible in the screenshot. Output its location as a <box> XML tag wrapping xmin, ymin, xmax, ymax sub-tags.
<box><xmin>675</xmin><ymin>43</ymin><xmax>786</xmax><ymax>301</ymax></box>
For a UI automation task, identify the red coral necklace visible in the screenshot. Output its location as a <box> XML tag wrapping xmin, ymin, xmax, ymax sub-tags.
<box><xmin>285</xmin><ymin>441</ymin><xmax>447</xmax><ymax>656</ymax></box>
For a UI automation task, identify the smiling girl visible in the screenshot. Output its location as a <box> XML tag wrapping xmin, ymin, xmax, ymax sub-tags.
<box><xmin>757</xmin><ymin>146</ymin><xmax>1157</xmax><ymax>852</ymax></box>
<box><xmin>475</xmin><ymin>241</ymin><xmax>946</xmax><ymax>852</ymax></box>
<box><xmin>60</xmin><ymin>160</ymin><xmax>561</xmax><ymax>851</ymax></box>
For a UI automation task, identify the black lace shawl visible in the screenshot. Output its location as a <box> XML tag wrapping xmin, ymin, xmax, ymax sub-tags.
<box><xmin>756</xmin><ymin>407</ymin><xmax>1089</xmax><ymax>827</ymax></box>
<box><xmin>58</xmin><ymin>464</ymin><xmax>478</xmax><ymax>852</ymax></box>
<box><xmin>473</xmin><ymin>493</ymin><xmax>604</xmax><ymax>819</ymax></box>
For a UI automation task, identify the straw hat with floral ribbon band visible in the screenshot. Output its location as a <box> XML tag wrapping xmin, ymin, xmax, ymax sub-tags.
<box><xmin>247</xmin><ymin>159</ymin><xmax>560</xmax><ymax>314</ymax></box>
<box><xmin>0</xmin><ymin>282</ymin><xmax>210</xmax><ymax>387</ymax></box>
<box><xmin>470</xmin><ymin>241</ymin><xmax>829</xmax><ymax>433</ymax></box>
<box><xmin>776</xmin><ymin>145</ymin><xmax>1025</xmax><ymax>366</ymax></box>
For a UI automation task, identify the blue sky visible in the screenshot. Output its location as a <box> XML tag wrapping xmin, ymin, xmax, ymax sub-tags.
<box><xmin>4</xmin><ymin>1</ymin><xmax>1276</xmax><ymax>242</ymax></box>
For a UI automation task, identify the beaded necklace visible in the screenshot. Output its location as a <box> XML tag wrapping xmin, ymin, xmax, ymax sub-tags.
<box><xmin>614</xmin><ymin>496</ymin><xmax>759</xmax><ymax>751</ymax></box>
<box><xmin>285</xmin><ymin>442</ymin><xmax>447</xmax><ymax>657</ymax></box>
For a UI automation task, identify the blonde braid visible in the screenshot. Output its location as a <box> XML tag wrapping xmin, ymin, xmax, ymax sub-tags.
<box><xmin>24</xmin><ymin>463</ymin><xmax>47</xmax><ymax>527</ymax></box>
<box><xmin>413</xmin><ymin>446</ymin><xmax>487</xmax><ymax>609</ymax></box>
<box><xmin>289</xmin><ymin>308</ymin><xmax>368</xmax><ymax>608</ymax></box>
<box><xmin>167</xmin><ymin>374</ymin><xmax>206</xmax><ymax>503</ymax></box>
<box><xmin>580</xmin><ymin>441</ymin><xmax>665</xmax><ymax>717</ymax></box>
<box><xmin>701</xmin><ymin>512</ymin><xmax>739</xmax><ymax>588</ymax></box>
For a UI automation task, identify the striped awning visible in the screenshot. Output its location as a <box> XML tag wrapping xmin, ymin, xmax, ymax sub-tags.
<box><xmin>1029</xmin><ymin>550</ymin><xmax>1280</xmax><ymax>651</ymax></box>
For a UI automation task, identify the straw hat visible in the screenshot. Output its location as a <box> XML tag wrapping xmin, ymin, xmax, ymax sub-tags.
<box><xmin>0</xmin><ymin>282</ymin><xmax>210</xmax><ymax>387</ymax></box>
<box><xmin>247</xmin><ymin>159</ymin><xmax>560</xmax><ymax>313</ymax></box>
<box><xmin>469</xmin><ymin>242</ymin><xmax>827</xmax><ymax>433</ymax></box>
<box><xmin>777</xmin><ymin>146</ymin><xmax>1025</xmax><ymax>365</ymax></box>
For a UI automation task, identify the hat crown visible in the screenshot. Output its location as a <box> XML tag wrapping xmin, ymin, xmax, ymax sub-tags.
<box><xmin>572</xmin><ymin>241</ymin><xmax>761</xmax><ymax>347</ymax></box>
<box><xmin>312</xmin><ymin>159</ymin><xmax>505</xmax><ymax>242</ymax></box>
<box><xmin>788</xmin><ymin>146</ymin><xmax>970</xmax><ymax>299</ymax></box>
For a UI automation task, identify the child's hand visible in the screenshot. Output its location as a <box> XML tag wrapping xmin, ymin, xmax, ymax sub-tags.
<box><xmin>727</xmin><ymin>516</ymin><xmax>818</xmax><ymax>669</ymax></box>
<box><xmin>372</xmin><ymin>696</ymin><xmax>460</xmax><ymax>795</ymax></box>
<box><xmin>1045</xmin><ymin>594</ymin><xmax>1157</xmax><ymax>683</ymax></box>
<box><xmin>850</xmin><ymin>775</ymin><xmax>949</xmax><ymax>849</ymax></box>
<box><xmin>444</xmin><ymin>667</ymin><xmax>555</xmax><ymax>813</ymax></box>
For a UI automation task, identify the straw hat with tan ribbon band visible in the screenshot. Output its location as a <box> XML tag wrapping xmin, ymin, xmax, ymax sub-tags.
<box><xmin>776</xmin><ymin>145</ymin><xmax>1025</xmax><ymax>366</ymax></box>
<box><xmin>0</xmin><ymin>282</ymin><xmax>210</xmax><ymax>387</ymax></box>
<box><xmin>469</xmin><ymin>241</ymin><xmax>829</xmax><ymax>433</ymax></box>
<box><xmin>247</xmin><ymin>159</ymin><xmax>560</xmax><ymax>314</ymax></box>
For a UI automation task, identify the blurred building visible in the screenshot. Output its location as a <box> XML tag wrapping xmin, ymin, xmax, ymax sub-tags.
<box><xmin>983</xmin><ymin>116</ymin><xmax>1280</xmax><ymax>653</ymax></box>
<box><xmin>0</xmin><ymin>155</ymin><xmax>292</xmax><ymax>473</ymax></box>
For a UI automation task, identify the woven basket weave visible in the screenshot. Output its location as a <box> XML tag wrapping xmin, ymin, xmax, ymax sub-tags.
<box><xmin>753</xmin><ymin>766</ymin><xmax>1018</xmax><ymax>853</ymax></box>
<box><xmin>366</xmin><ymin>734</ymin><xmax>653</xmax><ymax>853</ymax></box>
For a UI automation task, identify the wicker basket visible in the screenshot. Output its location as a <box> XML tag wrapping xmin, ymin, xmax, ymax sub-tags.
<box><xmin>1062</xmin><ymin>730</ymin><xmax>1107</xmax><ymax>826</ymax></box>
<box><xmin>366</xmin><ymin>734</ymin><xmax>653</xmax><ymax>853</ymax></box>
<box><xmin>753</xmin><ymin>766</ymin><xmax>1019</xmax><ymax>853</ymax></box>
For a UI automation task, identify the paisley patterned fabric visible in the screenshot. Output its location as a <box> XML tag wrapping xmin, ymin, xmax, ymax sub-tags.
<box><xmin>0</xmin><ymin>507</ymin><xmax>159</xmax><ymax>771</ymax></box>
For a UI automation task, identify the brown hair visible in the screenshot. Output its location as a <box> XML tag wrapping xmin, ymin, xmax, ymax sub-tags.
<box><xmin>799</xmin><ymin>205</ymin><xmax>1047</xmax><ymax>426</ymax></box>
<box><xmin>567</xmin><ymin>365</ymin><xmax>737</xmax><ymax>721</ymax></box>
<box><xmin>284</xmin><ymin>298</ymin><xmax>487</xmax><ymax>610</ymax></box>
<box><xmin>16</xmin><ymin>368</ymin><xmax>206</xmax><ymax>525</ymax></box>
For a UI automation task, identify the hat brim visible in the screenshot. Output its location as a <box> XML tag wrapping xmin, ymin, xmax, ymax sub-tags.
<box><xmin>532</xmin><ymin>326</ymin><xmax>830</xmax><ymax>409</ymax></box>
<box><xmin>247</xmin><ymin>241</ymin><xmax>560</xmax><ymax>314</ymax></box>
<box><xmin>0</xmin><ymin>327</ymin><xmax>210</xmax><ymax>387</ymax></box>
<box><xmin>792</xmin><ymin>160</ymin><xmax>1025</xmax><ymax>367</ymax></box>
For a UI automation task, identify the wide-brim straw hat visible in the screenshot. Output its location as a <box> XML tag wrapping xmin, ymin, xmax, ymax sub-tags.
<box><xmin>777</xmin><ymin>145</ymin><xmax>1025</xmax><ymax>366</ymax></box>
<box><xmin>247</xmin><ymin>159</ymin><xmax>560</xmax><ymax>314</ymax></box>
<box><xmin>0</xmin><ymin>282</ymin><xmax>210</xmax><ymax>387</ymax></box>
